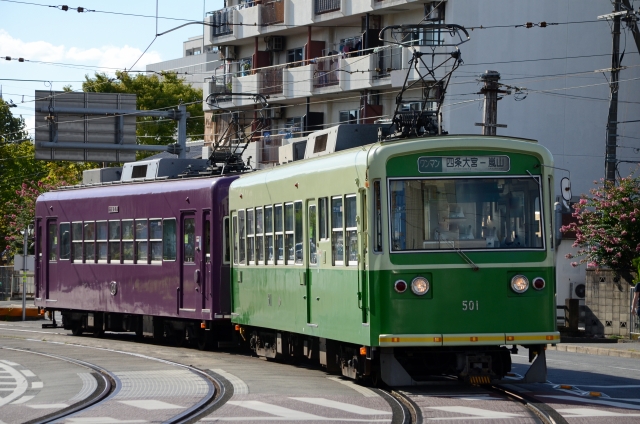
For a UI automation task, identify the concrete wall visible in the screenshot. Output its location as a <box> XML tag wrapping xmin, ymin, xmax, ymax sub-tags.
<box><xmin>585</xmin><ymin>269</ymin><xmax>637</xmax><ymax>337</ymax></box>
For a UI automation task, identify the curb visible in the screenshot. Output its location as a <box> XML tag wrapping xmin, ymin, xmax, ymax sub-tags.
<box><xmin>548</xmin><ymin>344</ymin><xmax>640</xmax><ymax>359</ymax></box>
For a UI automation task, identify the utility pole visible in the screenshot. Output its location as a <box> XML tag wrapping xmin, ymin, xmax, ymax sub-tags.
<box><xmin>475</xmin><ymin>70</ymin><xmax>507</xmax><ymax>136</ymax></box>
<box><xmin>604</xmin><ymin>0</ymin><xmax>622</xmax><ymax>182</ymax></box>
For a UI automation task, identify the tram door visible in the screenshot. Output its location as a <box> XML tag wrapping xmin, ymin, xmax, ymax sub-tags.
<box><xmin>305</xmin><ymin>200</ymin><xmax>318</xmax><ymax>324</ymax></box>
<box><xmin>202</xmin><ymin>210</ymin><xmax>211</xmax><ymax>311</ymax></box>
<box><xmin>180</xmin><ymin>212</ymin><xmax>199</xmax><ymax>311</ymax></box>
<box><xmin>43</xmin><ymin>219</ymin><xmax>58</xmax><ymax>300</ymax></box>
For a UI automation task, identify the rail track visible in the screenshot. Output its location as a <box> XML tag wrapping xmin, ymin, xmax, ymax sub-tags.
<box><xmin>1</xmin><ymin>345</ymin><xmax>226</xmax><ymax>424</ymax></box>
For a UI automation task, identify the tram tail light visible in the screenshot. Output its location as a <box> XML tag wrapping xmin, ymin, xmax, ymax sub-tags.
<box><xmin>532</xmin><ymin>277</ymin><xmax>546</xmax><ymax>290</ymax></box>
<box><xmin>201</xmin><ymin>321</ymin><xmax>206</xmax><ymax>329</ymax></box>
<box><xmin>235</xmin><ymin>325</ymin><xmax>241</xmax><ymax>331</ymax></box>
<box><xmin>360</xmin><ymin>346</ymin><xmax>367</xmax><ymax>356</ymax></box>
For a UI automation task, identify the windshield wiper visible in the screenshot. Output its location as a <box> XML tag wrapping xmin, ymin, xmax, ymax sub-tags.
<box><xmin>435</xmin><ymin>230</ymin><xmax>480</xmax><ymax>271</ymax></box>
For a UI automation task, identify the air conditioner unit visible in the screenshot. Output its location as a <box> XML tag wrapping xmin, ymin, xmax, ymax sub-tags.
<box><xmin>266</xmin><ymin>36</ymin><xmax>285</xmax><ymax>52</ymax></box>
<box><xmin>221</xmin><ymin>46</ymin><xmax>236</xmax><ymax>60</ymax></box>
<box><xmin>570</xmin><ymin>282</ymin><xmax>586</xmax><ymax>299</ymax></box>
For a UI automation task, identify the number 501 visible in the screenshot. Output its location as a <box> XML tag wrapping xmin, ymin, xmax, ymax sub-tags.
<box><xmin>462</xmin><ymin>300</ymin><xmax>479</xmax><ymax>311</ymax></box>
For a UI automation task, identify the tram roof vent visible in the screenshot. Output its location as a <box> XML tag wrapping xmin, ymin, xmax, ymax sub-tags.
<box><xmin>120</xmin><ymin>158</ymin><xmax>210</xmax><ymax>182</ymax></box>
<box><xmin>304</xmin><ymin>124</ymin><xmax>384</xmax><ymax>159</ymax></box>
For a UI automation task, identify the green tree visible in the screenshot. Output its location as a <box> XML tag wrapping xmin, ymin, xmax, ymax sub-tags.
<box><xmin>0</xmin><ymin>100</ymin><xmax>88</xmax><ymax>262</ymax></box>
<box><xmin>83</xmin><ymin>71</ymin><xmax>204</xmax><ymax>159</ymax></box>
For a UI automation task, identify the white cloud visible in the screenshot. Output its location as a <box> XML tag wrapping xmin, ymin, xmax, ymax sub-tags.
<box><xmin>0</xmin><ymin>29</ymin><xmax>162</xmax><ymax>71</ymax></box>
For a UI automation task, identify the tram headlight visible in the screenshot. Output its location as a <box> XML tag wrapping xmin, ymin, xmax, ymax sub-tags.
<box><xmin>510</xmin><ymin>275</ymin><xmax>529</xmax><ymax>293</ymax></box>
<box><xmin>411</xmin><ymin>276</ymin><xmax>430</xmax><ymax>296</ymax></box>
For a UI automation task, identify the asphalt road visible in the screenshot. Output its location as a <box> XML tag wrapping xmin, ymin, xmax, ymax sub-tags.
<box><xmin>0</xmin><ymin>316</ymin><xmax>639</xmax><ymax>423</ymax></box>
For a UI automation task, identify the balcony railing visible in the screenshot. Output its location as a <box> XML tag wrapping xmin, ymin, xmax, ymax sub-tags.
<box><xmin>261</xmin><ymin>0</ymin><xmax>284</xmax><ymax>26</ymax></box>
<box><xmin>315</xmin><ymin>0</ymin><xmax>340</xmax><ymax>15</ymax></box>
<box><xmin>211</xmin><ymin>7</ymin><xmax>234</xmax><ymax>37</ymax></box>
<box><xmin>374</xmin><ymin>46</ymin><xmax>402</xmax><ymax>79</ymax></box>
<box><xmin>259</xmin><ymin>133</ymin><xmax>284</xmax><ymax>164</ymax></box>
<box><xmin>258</xmin><ymin>65</ymin><xmax>284</xmax><ymax>96</ymax></box>
<box><xmin>313</xmin><ymin>56</ymin><xmax>340</xmax><ymax>88</ymax></box>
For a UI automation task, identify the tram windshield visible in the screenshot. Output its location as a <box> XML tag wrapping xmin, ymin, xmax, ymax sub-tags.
<box><xmin>388</xmin><ymin>176</ymin><xmax>544</xmax><ymax>251</ymax></box>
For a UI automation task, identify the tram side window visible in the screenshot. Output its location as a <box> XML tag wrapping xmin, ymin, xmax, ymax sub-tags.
<box><xmin>48</xmin><ymin>223</ymin><xmax>57</xmax><ymax>262</ymax></box>
<box><xmin>294</xmin><ymin>201</ymin><xmax>303</xmax><ymax>265</ymax></box>
<box><xmin>309</xmin><ymin>205</ymin><xmax>317</xmax><ymax>265</ymax></box>
<box><xmin>60</xmin><ymin>223</ymin><xmax>70</xmax><ymax>260</ymax></box>
<box><xmin>109</xmin><ymin>220</ymin><xmax>121</xmax><ymax>263</ymax></box>
<box><xmin>256</xmin><ymin>207</ymin><xmax>264</xmax><ymax>264</ymax></box>
<box><xmin>150</xmin><ymin>219</ymin><xmax>162</xmax><ymax>262</ymax></box>
<box><xmin>96</xmin><ymin>221</ymin><xmax>108</xmax><ymax>262</ymax></box>
<box><xmin>163</xmin><ymin>218</ymin><xmax>177</xmax><ymax>261</ymax></box>
<box><xmin>232</xmin><ymin>216</ymin><xmax>238</xmax><ymax>265</ymax></box>
<box><xmin>136</xmin><ymin>219</ymin><xmax>148</xmax><ymax>264</ymax></box>
<box><xmin>84</xmin><ymin>222</ymin><xmax>95</xmax><ymax>263</ymax></box>
<box><xmin>71</xmin><ymin>222</ymin><xmax>82</xmax><ymax>262</ymax></box>
<box><xmin>373</xmin><ymin>180</ymin><xmax>382</xmax><ymax>252</ymax></box>
<box><xmin>205</xmin><ymin>219</ymin><xmax>211</xmax><ymax>264</ymax></box>
<box><xmin>319</xmin><ymin>197</ymin><xmax>328</xmax><ymax>239</ymax></box>
<box><xmin>247</xmin><ymin>209</ymin><xmax>255</xmax><ymax>264</ymax></box>
<box><xmin>265</xmin><ymin>206</ymin><xmax>274</xmax><ymax>265</ymax></box>
<box><xmin>122</xmin><ymin>220</ymin><xmax>134</xmax><ymax>262</ymax></box>
<box><xmin>285</xmin><ymin>203</ymin><xmax>294</xmax><ymax>264</ymax></box>
<box><xmin>224</xmin><ymin>217</ymin><xmax>230</xmax><ymax>264</ymax></box>
<box><xmin>274</xmin><ymin>204</ymin><xmax>283</xmax><ymax>264</ymax></box>
<box><xmin>184</xmin><ymin>218</ymin><xmax>195</xmax><ymax>263</ymax></box>
<box><xmin>238</xmin><ymin>210</ymin><xmax>246</xmax><ymax>265</ymax></box>
<box><xmin>345</xmin><ymin>195</ymin><xmax>357</xmax><ymax>265</ymax></box>
<box><xmin>332</xmin><ymin>196</ymin><xmax>344</xmax><ymax>265</ymax></box>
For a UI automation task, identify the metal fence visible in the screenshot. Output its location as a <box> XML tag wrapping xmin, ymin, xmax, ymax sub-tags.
<box><xmin>258</xmin><ymin>66</ymin><xmax>284</xmax><ymax>95</ymax></box>
<box><xmin>211</xmin><ymin>7</ymin><xmax>234</xmax><ymax>37</ymax></box>
<box><xmin>374</xmin><ymin>46</ymin><xmax>402</xmax><ymax>79</ymax></box>
<box><xmin>313</xmin><ymin>56</ymin><xmax>340</xmax><ymax>88</ymax></box>
<box><xmin>315</xmin><ymin>0</ymin><xmax>340</xmax><ymax>14</ymax></box>
<box><xmin>0</xmin><ymin>266</ymin><xmax>34</xmax><ymax>299</ymax></box>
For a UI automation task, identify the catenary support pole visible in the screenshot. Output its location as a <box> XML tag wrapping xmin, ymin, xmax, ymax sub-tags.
<box><xmin>177</xmin><ymin>104</ymin><xmax>187</xmax><ymax>159</ymax></box>
<box><xmin>480</xmin><ymin>70</ymin><xmax>501</xmax><ymax>136</ymax></box>
<box><xmin>605</xmin><ymin>0</ymin><xmax>622</xmax><ymax>181</ymax></box>
<box><xmin>22</xmin><ymin>228</ymin><xmax>27</xmax><ymax>321</ymax></box>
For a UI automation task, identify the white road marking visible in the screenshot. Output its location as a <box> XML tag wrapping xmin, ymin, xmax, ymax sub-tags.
<box><xmin>27</xmin><ymin>403</ymin><xmax>69</xmax><ymax>409</ymax></box>
<box><xmin>326</xmin><ymin>377</ymin><xmax>379</xmax><ymax>398</ymax></box>
<box><xmin>226</xmin><ymin>400</ymin><xmax>323</xmax><ymax>419</ymax></box>
<box><xmin>0</xmin><ymin>363</ymin><xmax>28</xmax><ymax>407</ymax></box>
<box><xmin>11</xmin><ymin>395</ymin><xmax>34</xmax><ymax>404</ymax></box>
<box><xmin>0</xmin><ymin>361</ymin><xmax>19</xmax><ymax>366</ymax></box>
<box><xmin>20</xmin><ymin>369</ymin><xmax>35</xmax><ymax>378</ymax></box>
<box><xmin>427</xmin><ymin>406</ymin><xmax>524</xmax><ymax>420</ymax></box>
<box><xmin>66</xmin><ymin>418</ymin><xmax>147</xmax><ymax>423</ymax></box>
<box><xmin>291</xmin><ymin>397</ymin><xmax>391</xmax><ymax>415</ymax></box>
<box><xmin>69</xmin><ymin>372</ymin><xmax>98</xmax><ymax>403</ymax></box>
<box><xmin>32</xmin><ymin>381</ymin><xmax>43</xmax><ymax>389</ymax></box>
<box><xmin>539</xmin><ymin>395</ymin><xmax>640</xmax><ymax>410</ymax></box>
<box><xmin>558</xmin><ymin>408</ymin><xmax>640</xmax><ymax>418</ymax></box>
<box><xmin>559</xmin><ymin>384</ymin><xmax>640</xmax><ymax>388</ymax></box>
<box><xmin>119</xmin><ymin>400</ymin><xmax>185</xmax><ymax>410</ymax></box>
<box><xmin>211</xmin><ymin>369</ymin><xmax>249</xmax><ymax>395</ymax></box>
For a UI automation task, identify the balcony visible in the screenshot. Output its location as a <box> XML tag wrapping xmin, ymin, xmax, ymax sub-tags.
<box><xmin>315</xmin><ymin>0</ymin><xmax>340</xmax><ymax>15</ymax></box>
<box><xmin>261</xmin><ymin>0</ymin><xmax>284</xmax><ymax>27</ymax></box>
<box><xmin>258</xmin><ymin>65</ymin><xmax>285</xmax><ymax>96</ymax></box>
<box><xmin>210</xmin><ymin>7</ymin><xmax>234</xmax><ymax>38</ymax></box>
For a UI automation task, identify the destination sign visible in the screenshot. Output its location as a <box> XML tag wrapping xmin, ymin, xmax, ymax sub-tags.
<box><xmin>418</xmin><ymin>155</ymin><xmax>510</xmax><ymax>173</ymax></box>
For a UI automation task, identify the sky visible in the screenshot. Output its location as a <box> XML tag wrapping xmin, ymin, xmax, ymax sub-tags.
<box><xmin>1</xmin><ymin>0</ymin><xmax>224</xmax><ymax>136</ymax></box>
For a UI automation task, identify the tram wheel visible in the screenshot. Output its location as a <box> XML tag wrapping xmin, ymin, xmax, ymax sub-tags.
<box><xmin>92</xmin><ymin>327</ymin><xmax>104</xmax><ymax>338</ymax></box>
<box><xmin>71</xmin><ymin>323</ymin><xmax>84</xmax><ymax>336</ymax></box>
<box><xmin>196</xmin><ymin>331</ymin><xmax>209</xmax><ymax>351</ymax></box>
<box><xmin>174</xmin><ymin>329</ymin><xmax>187</xmax><ymax>347</ymax></box>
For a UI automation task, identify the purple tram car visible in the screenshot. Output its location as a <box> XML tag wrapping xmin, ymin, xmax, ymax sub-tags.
<box><xmin>34</xmin><ymin>176</ymin><xmax>236</xmax><ymax>347</ymax></box>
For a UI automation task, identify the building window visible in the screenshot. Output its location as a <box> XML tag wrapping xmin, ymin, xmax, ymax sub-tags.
<box><xmin>339</xmin><ymin>109</ymin><xmax>359</xmax><ymax>124</ymax></box>
<box><xmin>287</xmin><ymin>47</ymin><xmax>304</xmax><ymax>67</ymax></box>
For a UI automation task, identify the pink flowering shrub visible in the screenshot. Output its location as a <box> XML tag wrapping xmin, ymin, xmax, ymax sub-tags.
<box><xmin>3</xmin><ymin>180</ymin><xmax>66</xmax><ymax>258</ymax></box>
<box><xmin>561</xmin><ymin>173</ymin><xmax>640</xmax><ymax>277</ymax></box>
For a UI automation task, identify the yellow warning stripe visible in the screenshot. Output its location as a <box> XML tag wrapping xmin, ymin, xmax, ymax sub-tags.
<box><xmin>379</xmin><ymin>332</ymin><xmax>559</xmax><ymax>347</ymax></box>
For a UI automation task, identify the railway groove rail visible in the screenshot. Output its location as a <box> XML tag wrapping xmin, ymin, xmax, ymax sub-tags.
<box><xmin>0</xmin><ymin>344</ymin><xmax>226</xmax><ymax>424</ymax></box>
<box><xmin>390</xmin><ymin>379</ymin><xmax>568</xmax><ymax>424</ymax></box>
